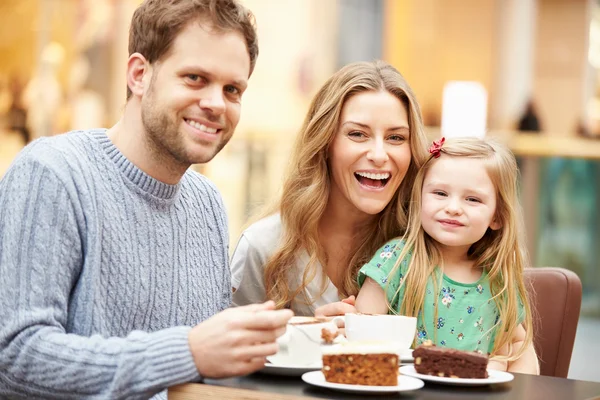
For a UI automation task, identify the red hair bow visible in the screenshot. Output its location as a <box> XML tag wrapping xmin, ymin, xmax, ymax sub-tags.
<box><xmin>429</xmin><ymin>137</ymin><xmax>445</xmax><ymax>158</ymax></box>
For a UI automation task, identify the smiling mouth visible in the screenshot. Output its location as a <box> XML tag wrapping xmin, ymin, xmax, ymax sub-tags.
<box><xmin>184</xmin><ymin>118</ymin><xmax>222</xmax><ymax>134</ymax></box>
<box><xmin>354</xmin><ymin>172</ymin><xmax>390</xmax><ymax>189</ymax></box>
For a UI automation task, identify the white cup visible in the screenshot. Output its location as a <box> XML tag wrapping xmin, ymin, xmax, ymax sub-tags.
<box><xmin>269</xmin><ymin>316</ymin><xmax>338</xmax><ymax>366</ymax></box>
<box><xmin>338</xmin><ymin>313</ymin><xmax>417</xmax><ymax>351</ymax></box>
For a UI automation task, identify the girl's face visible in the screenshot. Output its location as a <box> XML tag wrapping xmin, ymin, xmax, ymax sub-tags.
<box><xmin>327</xmin><ymin>90</ymin><xmax>412</xmax><ymax>218</ymax></box>
<box><xmin>420</xmin><ymin>156</ymin><xmax>502</xmax><ymax>254</ymax></box>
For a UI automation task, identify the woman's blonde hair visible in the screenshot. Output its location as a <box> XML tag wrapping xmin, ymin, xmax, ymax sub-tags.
<box><xmin>386</xmin><ymin>137</ymin><xmax>534</xmax><ymax>361</ymax></box>
<box><xmin>264</xmin><ymin>60</ymin><xmax>429</xmax><ymax>309</ymax></box>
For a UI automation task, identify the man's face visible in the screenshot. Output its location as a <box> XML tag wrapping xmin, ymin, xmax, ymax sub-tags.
<box><xmin>141</xmin><ymin>20</ymin><xmax>250</xmax><ymax>168</ymax></box>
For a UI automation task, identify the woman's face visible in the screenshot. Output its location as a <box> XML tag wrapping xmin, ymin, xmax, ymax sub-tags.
<box><xmin>328</xmin><ymin>90</ymin><xmax>412</xmax><ymax>217</ymax></box>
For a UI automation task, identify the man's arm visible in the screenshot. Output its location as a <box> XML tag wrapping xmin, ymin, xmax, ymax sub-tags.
<box><xmin>230</xmin><ymin>234</ymin><xmax>269</xmax><ymax>306</ymax></box>
<box><xmin>204</xmin><ymin>179</ymin><xmax>233</xmax><ymax>311</ymax></box>
<box><xmin>0</xmin><ymin>154</ymin><xmax>199</xmax><ymax>399</ymax></box>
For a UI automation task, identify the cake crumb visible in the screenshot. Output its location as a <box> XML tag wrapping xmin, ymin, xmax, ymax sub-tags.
<box><xmin>321</xmin><ymin>327</ymin><xmax>339</xmax><ymax>344</ymax></box>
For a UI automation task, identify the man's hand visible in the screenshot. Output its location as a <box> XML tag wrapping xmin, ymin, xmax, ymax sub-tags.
<box><xmin>188</xmin><ymin>301</ymin><xmax>293</xmax><ymax>378</ymax></box>
<box><xmin>314</xmin><ymin>295</ymin><xmax>357</xmax><ymax>317</ymax></box>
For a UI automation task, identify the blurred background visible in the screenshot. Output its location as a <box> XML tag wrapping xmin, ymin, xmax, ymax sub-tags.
<box><xmin>0</xmin><ymin>0</ymin><xmax>599</xmax><ymax>381</ymax></box>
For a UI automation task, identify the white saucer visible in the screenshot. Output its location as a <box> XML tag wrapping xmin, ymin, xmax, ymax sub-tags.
<box><xmin>301</xmin><ymin>371</ymin><xmax>424</xmax><ymax>394</ymax></box>
<box><xmin>260</xmin><ymin>361</ymin><xmax>322</xmax><ymax>377</ymax></box>
<box><xmin>399</xmin><ymin>365</ymin><xmax>514</xmax><ymax>386</ymax></box>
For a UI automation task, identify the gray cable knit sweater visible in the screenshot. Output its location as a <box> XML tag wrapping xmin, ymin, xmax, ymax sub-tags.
<box><xmin>0</xmin><ymin>129</ymin><xmax>231</xmax><ymax>399</ymax></box>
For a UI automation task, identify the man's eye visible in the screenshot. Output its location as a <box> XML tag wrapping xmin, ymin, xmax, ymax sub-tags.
<box><xmin>225</xmin><ymin>85</ymin><xmax>240</xmax><ymax>95</ymax></box>
<box><xmin>187</xmin><ymin>74</ymin><xmax>200</xmax><ymax>82</ymax></box>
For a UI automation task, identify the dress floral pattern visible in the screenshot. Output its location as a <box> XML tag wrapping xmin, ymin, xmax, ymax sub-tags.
<box><xmin>358</xmin><ymin>238</ymin><xmax>524</xmax><ymax>355</ymax></box>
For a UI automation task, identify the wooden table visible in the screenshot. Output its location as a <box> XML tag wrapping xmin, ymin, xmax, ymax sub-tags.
<box><xmin>169</xmin><ymin>371</ymin><xmax>600</xmax><ymax>400</ymax></box>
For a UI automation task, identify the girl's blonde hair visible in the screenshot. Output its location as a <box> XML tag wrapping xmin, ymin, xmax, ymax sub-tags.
<box><xmin>264</xmin><ymin>60</ymin><xmax>429</xmax><ymax>309</ymax></box>
<box><xmin>387</xmin><ymin>137</ymin><xmax>534</xmax><ymax>361</ymax></box>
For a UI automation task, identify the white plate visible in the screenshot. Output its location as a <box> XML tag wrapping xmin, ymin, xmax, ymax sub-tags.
<box><xmin>260</xmin><ymin>361</ymin><xmax>322</xmax><ymax>377</ymax></box>
<box><xmin>301</xmin><ymin>371</ymin><xmax>424</xmax><ymax>394</ymax></box>
<box><xmin>399</xmin><ymin>365</ymin><xmax>514</xmax><ymax>386</ymax></box>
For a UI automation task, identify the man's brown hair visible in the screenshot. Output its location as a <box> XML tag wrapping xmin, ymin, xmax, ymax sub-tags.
<box><xmin>127</xmin><ymin>0</ymin><xmax>258</xmax><ymax>99</ymax></box>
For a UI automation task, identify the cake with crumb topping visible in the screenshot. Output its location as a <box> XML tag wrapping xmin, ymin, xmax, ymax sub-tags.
<box><xmin>412</xmin><ymin>341</ymin><xmax>488</xmax><ymax>378</ymax></box>
<box><xmin>321</xmin><ymin>341</ymin><xmax>400</xmax><ymax>386</ymax></box>
<box><xmin>321</xmin><ymin>327</ymin><xmax>339</xmax><ymax>344</ymax></box>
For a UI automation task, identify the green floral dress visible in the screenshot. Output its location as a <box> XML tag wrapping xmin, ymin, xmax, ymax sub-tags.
<box><xmin>358</xmin><ymin>238</ymin><xmax>523</xmax><ymax>355</ymax></box>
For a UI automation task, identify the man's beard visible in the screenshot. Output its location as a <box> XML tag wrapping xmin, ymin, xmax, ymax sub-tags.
<box><xmin>141</xmin><ymin>100</ymin><xmax>193</xmax><ymax>171</ymax></box>
<box><xmin>141</xmin><ymin>104</ymin><xmax>231</xmax><ymax>169</ymax></box>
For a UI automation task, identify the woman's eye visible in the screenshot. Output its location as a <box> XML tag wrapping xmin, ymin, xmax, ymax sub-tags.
<box><xmin>388</xmin><ymin>134</ymin><xmax>406</xmax><ymax>142</ymax></box>
<box><xmin>348</xmin><ymin>131</ymin><xmax>366</xmax><ymax>139</ymax></box>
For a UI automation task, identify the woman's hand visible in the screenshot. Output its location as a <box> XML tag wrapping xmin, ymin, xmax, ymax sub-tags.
<box><xmin>314</xmin><ymin>295</ymin><xmax>357</xmax><ymax>317</ymax></box>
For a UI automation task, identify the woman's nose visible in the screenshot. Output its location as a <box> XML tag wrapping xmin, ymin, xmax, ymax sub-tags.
<box><xmin>366</xmin><ymin>139</ymin><xmax>389</xmax><ymax>166</ymax></box>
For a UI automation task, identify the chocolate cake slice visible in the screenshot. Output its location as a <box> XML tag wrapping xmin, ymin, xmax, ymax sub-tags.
<box><xmin>413</xmin><ymin>342</ymin><xmax>488</xmax><ymax>379</ymax></box>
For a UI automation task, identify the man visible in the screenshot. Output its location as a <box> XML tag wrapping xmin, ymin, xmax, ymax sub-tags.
<box><xmin>0</xmin><ymin>0</ymin><xmax>292</xmax><ymax>398</ymax></box>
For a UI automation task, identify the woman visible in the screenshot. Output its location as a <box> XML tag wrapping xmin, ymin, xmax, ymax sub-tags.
<box><xmin>231</xmin><ymin>60</ymin><xmax>429</xmax><ymax>315</ymax></box>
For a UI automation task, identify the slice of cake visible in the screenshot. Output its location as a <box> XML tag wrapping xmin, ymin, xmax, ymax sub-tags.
<box><xmin>321</xmin><ymin>341</ymin><xmax>401</xmax><ymax>386</ymax></box>
<box><xmin>412</xmin><ymin>341</ymin><xmax>488</xmax><ymax>378</ymax></box>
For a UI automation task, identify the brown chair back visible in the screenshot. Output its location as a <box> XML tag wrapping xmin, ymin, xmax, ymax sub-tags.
<box><xmin>524</xmin><ymin>267</ymin><xmax>582</xmax><ymax>378</ymax></box>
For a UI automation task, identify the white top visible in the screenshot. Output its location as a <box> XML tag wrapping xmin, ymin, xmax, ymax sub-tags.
<box><xmin>231</xmin><ymin>214</ymin><xmax>340</xmax><ymax>316</ymax></box>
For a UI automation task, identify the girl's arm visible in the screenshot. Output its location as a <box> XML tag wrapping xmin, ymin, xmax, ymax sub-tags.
<box><xmin>506</xmin><ymin>324</ymin><xmax>540</xmax><ymax>374</ymax></box>
<box><xmin>487</xmin><ymin>358</ymin><xmax>508</xmax><ymax>371</ymax></box>
<box><xmin>490</xmin><ymin>324</ymin><xmax>539</xmax><ymax>374</ymax></box>
<box><xmin>355</xmin><ymin>277</ymin><xmax>390</xmax><ymax>314</ymax></box>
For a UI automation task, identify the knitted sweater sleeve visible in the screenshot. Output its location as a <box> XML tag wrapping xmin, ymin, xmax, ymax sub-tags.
<box><xmin>0</xmin><ymin>152</ymin><xmax>199</xmax><ymax>399</ymax></box>
<box><xmin>204</xmin><ymin>179</ymin><xmax>232</xmax><ymax>311</ymax></box>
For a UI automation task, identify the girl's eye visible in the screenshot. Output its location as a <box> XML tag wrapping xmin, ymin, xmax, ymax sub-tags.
<box><xmin>433</xmin><ymin>190</ymin><xmax>447</xmax><ymax>197</ymax></box>
<box><xmin>466</xmin><ymin>197</ymin><xmax>482</xmax><ymax>203</ymax></box>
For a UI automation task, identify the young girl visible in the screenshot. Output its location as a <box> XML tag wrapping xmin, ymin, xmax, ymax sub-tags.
<box><xmin>355</xmin><ymin>137</ymin><xmax>539</xmax><ymax>374</ymax></box>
